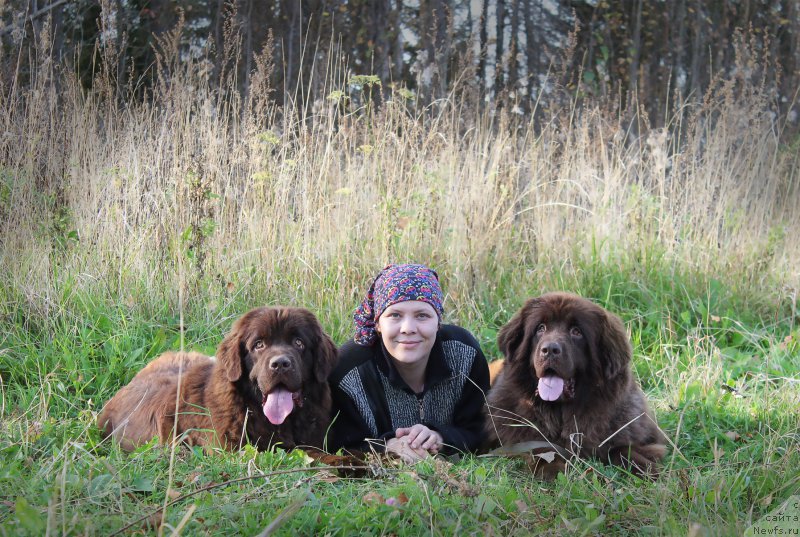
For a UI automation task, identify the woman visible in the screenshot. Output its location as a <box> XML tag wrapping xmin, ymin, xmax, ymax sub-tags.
<box><xmin>328</xmin><ymin>263</ymin><xmax>490</xmax><ymax>461</ymax></box>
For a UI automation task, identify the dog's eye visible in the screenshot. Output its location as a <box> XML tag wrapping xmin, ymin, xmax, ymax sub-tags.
<box><xmin>570</xmin><ymin>326</ymin><xmax>583</xmax><ymax>338</ymax></box>
<box><xmin>253</xmin><ymin>340</ymin><xmax>266</xmax><ymax>350</ymax></box>
<box><xmin>536</xmin><ymin>323</ymin><xmax>546</xmax><ymax>334</ymax></box>
<box><xmin>293</xmin><ymin>338</ymin><xmax>305</xmax><ymax>350</ymax></box>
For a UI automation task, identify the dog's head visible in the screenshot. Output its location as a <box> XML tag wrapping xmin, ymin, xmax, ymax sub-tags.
<box><xmin>497</xmin><ymin>292</ymin><xmax>631</xmax><ymax>403</ymax></box>
<box><xmin>216</xmin><ymin>307</ymin><xmax>337</xmax><ymax>425</ymax></box>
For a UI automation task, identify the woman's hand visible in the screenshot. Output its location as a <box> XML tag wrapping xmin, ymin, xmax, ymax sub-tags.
<box><xmin>395</xmin><ymin>424</ymin><xmax>443</xmax><ymax>454</ymax></box>
<box><xmin>385</xmin><ymin>436</ymin><xmax>429</xmax><ymax>463</ymax></box>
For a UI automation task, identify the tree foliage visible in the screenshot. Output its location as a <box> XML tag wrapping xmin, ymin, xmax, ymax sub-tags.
<box><xmin>2</xmin><ymin>0</ymin><xmax>798</xmax><ymax>132</ymax></box>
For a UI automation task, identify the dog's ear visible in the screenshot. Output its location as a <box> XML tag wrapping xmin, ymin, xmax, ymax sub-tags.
<box><xmin>314</xmin><ymin>332</ymin><xmax>339</xmax><ymax>383</ymax></box>
<box><xmin>217</xmin><ymin>319</ymin><xmax>245</xmax><ymax>382</ymax></box>
<box><xmin>498</xmin><ymin>299</ymin><xmax>538</xmax><ymax>363</ymax></box>
<box><xmin>597</xmin><ymin>309</ymin><xmax>632</xmax><ymax>380</ymax></box>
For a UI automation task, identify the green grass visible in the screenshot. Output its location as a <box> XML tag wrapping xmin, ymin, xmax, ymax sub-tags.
<box><xmin>1</xmin><ymin>258</ymin><xmax>798</xmax><ymax>536</ymax></box>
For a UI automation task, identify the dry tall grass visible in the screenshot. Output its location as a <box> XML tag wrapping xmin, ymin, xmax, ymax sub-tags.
<box><xmin>1</xmin><ymin>25</ymin><xmax>798</xmax><ymax>328</ymax></box>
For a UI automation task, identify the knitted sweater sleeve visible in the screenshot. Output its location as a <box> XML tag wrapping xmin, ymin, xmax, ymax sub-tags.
<box><xmin>427</xmin><ymin>336</ymin><xmax>490</xmax><ymax>454</ymax></box>
<box><xmin>327</xmin><ymin>342</ymin><xmax>394</xmax><ymax>452</ymax></box>
<box><xmin>329</xmin><ymin>383</ymin><xmax>378</xmax><ymax>452</ymax></box>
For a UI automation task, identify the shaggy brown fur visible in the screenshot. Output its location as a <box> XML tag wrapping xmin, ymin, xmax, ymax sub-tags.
<box><xmin>98</xmin><ymin>307</ymin><xmax>337</xmax><ymax>452</ymax></box>
<box><xmin>486</xmin><ymin>293</ymin><xmax>666</xmax><ymax>475</ymax></box>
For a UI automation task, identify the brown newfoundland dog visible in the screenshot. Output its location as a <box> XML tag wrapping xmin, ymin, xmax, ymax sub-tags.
<box><xmin>98</xmin><ymin>306</ymin><xmax>337</xmax><ymax>452</ymax></box>
<box><xmin>486</xmin><ymin>293</ymin><xmax>666</xmax><ymax>475</ymax></box>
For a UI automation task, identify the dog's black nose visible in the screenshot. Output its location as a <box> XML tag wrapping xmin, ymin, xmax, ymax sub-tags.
<box><xmin>540</xmin><ymin>341</ymin><xmax>562</xmax><ymax>357</ymax></box>
<box><xmin>269</xmin><ymin>355</ymin><xmax>293</xmax><ymax>370</ymax></box>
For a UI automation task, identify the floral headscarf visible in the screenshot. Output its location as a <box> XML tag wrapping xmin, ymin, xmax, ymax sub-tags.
<box><xmin>353</xmin><ymin>263</ymin><xmax>444</xmax><ymax>346</ymax></box>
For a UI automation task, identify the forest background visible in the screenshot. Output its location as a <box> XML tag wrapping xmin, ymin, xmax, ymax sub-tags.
<box><xmin>0</xmin><ymin>1</ymin><xmax>799</xmax><ymax>535</ymax></box>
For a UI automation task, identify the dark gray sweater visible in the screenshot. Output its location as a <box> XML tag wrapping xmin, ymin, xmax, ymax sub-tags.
<box><xmin>328</xmin><ymin>324</ymin><xmax>490</xmax><ymax>454</ymax></box>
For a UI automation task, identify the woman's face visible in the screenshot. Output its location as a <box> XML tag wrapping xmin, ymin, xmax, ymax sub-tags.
<box><xmin>377</xmin><ymin>301</ymin><xmax>438</xmax><ymax>366</ymax></box>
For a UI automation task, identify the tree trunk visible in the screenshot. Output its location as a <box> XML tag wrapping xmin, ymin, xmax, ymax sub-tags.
<box><xmin>508</xmin><ymin>0</ymin><xmax>519</xmax><ymax>94</ymax></box>
<box><xmin>523</xmin><ymin>0</ymin><xmax>538</xmax><ymax>102</ymax></box>
<box><xmin>495</xmin><ymin>0</ymin><xmax>505</xmax><ymax>95</ymax></box>
<box><xmin>282</xmin><ymin>0</ymin><xmax>301</xmax><ymax>96</ymax></box>
<box><xmin>242</xmin><ymin>0</ymin><xmax>254</xmax><ymax>97</ymax></box>
<box><xmin>368</xmin><ymin>0</ymin><xmax>391</xmax><ymax>84</ymax></box>
<box><xmin>629</xmin><ymin>0</ymin><xmax>642</xmax><ymax>94</ymax></box>
<box><xmin>392</xmin><ymin>0</ymin><xmax>405</xmax><ymax>82</ymax></box>
<box><xmin>434</xmin><ymin>0</ymin><xmax>451</xmax><ymax>98</ymax></box>
<box><xmin>689</xmin><ymin>0</ymin><xmax>704</xmax><ymax>101</ymax></box>
<box><xmin>479</xmin><ymin>0</ymin><xmax>488</xmax><ymax>93</ymax></box>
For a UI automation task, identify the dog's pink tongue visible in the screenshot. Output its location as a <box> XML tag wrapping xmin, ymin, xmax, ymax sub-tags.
<box><xmin>264</xmin><ymin>388</ymin><xmax>294</xmax><ymax>425</ymax></box>
<box><xmin>538</xmin><ymin>376</ymin><xmax>564</xmax><ymax>401</ymax></box>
